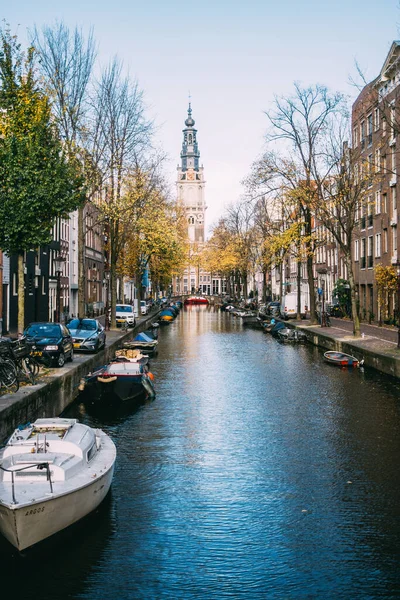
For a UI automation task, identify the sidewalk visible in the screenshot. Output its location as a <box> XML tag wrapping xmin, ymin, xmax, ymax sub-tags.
<box><xmin>290</xmin><ymin>317</ymin><xmax>400</xmax><ymax>379</ymax></box>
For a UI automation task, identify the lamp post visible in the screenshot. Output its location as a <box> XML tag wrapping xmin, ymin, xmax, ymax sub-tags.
<box><xmin>396</xmin><ymin>261</ymin><xmax>400</xmax><ymax>349</ymax></box>
<box><xmin>54</xmin><ymin>255</ymin><xmax>66</xmax><ymax>323</ymax></box>
<box><xmin>103</xmin><ymin>272</ymin><xmax>110</xmax><ymax>330</ymax></box>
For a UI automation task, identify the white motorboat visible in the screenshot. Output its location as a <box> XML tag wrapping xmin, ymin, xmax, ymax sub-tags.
<box><xmin>0</xmin><ymin>418</ymin><xmax>116</xmax><ymax>551</ymax></box>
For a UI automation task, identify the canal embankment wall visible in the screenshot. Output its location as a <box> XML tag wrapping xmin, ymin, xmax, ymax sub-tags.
<box><xmin>289</xmin><ymin>322</ymin><xmax>400</xmax><ymax>380</ymax></box>
<box><xmin>0</xmin><ymin>313</ymin><xmax>159</xmax><ymax>444</ymax></box>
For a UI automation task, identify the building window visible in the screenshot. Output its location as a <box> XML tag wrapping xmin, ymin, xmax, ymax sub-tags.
<box><xmin>392</xmin><ymin>186</ymin><xmax>397</xmax><ymax>215</ymax></box>
<box><xmin>368</xmin><ymin>236</ymin><xmax>373</xmax><ymax>268</ymax></box>
<box><xmin>360</xmin><ymin>238</ymin><xmax>366</xmax><ymax>269</ymax></box>
<box><xmin>393</xmin><ymin>226</ymin><xmax>398</xmax><ymax>253</ymax></box>
<box><xmin>383</xmin><ymin>228</ymin><xmax>388</xmax><ymax>253</ymax></box>
<box><xmin>360</xmin><ymin>120</ymin><xmax>366</xmax><ymax>149</ymax></box>
<box><xmin>367</xmin><ymin>114</ymin><xmax>373</xmax><ymax>146</ymax></box>
<box><xmin>354</xmin><ymin>239</ymin><xmax>359</xmax><ymax>261</ymax></box>
<box><xmin>383</xmin><ymin>193</ymin><xmax>388</xmax><ymax>213</ymax></box>
<box><xmin>375</xmin><ymin>148</ymin><xmax>380</xmax><ymax>172</ymax></box>
<box><xmin>353</xmin><ymin>127</ymin><xmax>358</xmax><ymax>147</ymax></box>
<box><xmin>374</xmin><ymin>107</ymin><xmax>380</xmax><ymax>131</ymax></box>
<box><xmin>375</xmin><ymin>191</ymin><xmax>381</xmax><ymax>214</ymax></box>
<box><xmin>375</xmin><ymin>233</ymin><xmax>381</xmax><ymax>258</ymax></box>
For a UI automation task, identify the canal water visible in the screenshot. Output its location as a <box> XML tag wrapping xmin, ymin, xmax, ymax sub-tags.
<box><xmin>2</xmin><ymin>306</ymin><xmax>400</xmax><ymax>599</ymax></box>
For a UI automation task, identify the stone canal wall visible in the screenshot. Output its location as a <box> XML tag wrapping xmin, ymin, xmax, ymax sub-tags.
<box><xmin>0</xmin><ymin>314</ymin><xmax>158</xmax><ymax>444</ymax></box>
<box><xmin>292</xmin><ymin>323</ymin><xmax>400</xmax><ymax>380</ymax></box>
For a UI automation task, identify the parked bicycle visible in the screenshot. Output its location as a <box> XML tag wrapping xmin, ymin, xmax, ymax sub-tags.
<box><xmin>317</xmin><ymin>311</ymin><xmax>331</xmax><ymax>327</ymax></box>
<box><xmin>0</xmin><ymin>336</ymin><xmax>37</xmax><ymax>385</ymax></box>
<box><xmin>0</xmin><ymin>352</ymin><xmax>19</xmax><ymax>393</ymax></box>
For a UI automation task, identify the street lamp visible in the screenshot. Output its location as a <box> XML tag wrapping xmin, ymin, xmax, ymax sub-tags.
<box><xmin>54</xmin><ymin>254</ymin><xmax>66</xmax><ymax>323</ymax></box>
<box><xmin>103</xmin><ymin>272</ymin><xmax>110</xmax><ymax>330</ymax></box>
<box><xmin>396</xmin><ymin>261</ymin><xmax>400</xmax><ymax>349</ymax></box>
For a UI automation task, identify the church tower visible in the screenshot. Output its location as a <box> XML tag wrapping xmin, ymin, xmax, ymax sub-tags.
<box><xmin>176</xmin><ymin>103</ymin><xmax>206</xmax><ymax>243</ymax></box>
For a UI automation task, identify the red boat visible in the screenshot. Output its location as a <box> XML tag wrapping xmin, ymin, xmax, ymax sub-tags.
<box><xmin>184</xmin><ymin>296</ymin><xmax>209</xmax><ymax>305</ymax></box>
<box><xmin>324</xmin><ymin>351</ymin><xmax>362</xmax><ymax>367</ymax></box>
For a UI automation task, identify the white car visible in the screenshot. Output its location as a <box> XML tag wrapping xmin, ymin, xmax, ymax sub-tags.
<box><xmin>140</xmin><ymin>300</ymin><xmax>149</xmax><ymax>315</ymax></box>
<box><xmin>115</xmin><ymin>304</ymin><xmax>136</xmax><ymax>327</ymax></box>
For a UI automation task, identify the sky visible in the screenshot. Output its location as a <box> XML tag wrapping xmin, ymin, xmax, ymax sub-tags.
<box><xmin>3</xmin><ymin>0</ymin><xmax>400</xmax><ymax>234</ymax></box>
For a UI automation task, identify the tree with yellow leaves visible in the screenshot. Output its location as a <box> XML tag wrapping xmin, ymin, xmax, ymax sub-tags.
<box><xmin>375</xmin><ymin>264</ymin><xmax>398</xmax><ymax>325</ymax></box>
<box><xmin>0</xmin><ymin>28</ymin><xmax>85</xmax><ymax>331</ymax></box>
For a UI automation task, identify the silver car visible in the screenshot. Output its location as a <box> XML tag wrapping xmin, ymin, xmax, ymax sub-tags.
<box><xmin>67</xmin><ymin>318</ymin><xmax>106</xmax><ymax>353</ymax></box>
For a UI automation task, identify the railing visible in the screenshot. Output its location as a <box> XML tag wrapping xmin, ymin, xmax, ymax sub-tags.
<box><xmin>0</xmin><ymin>462</ymin><xmax>53</xmax><ymax>504</ymax></box>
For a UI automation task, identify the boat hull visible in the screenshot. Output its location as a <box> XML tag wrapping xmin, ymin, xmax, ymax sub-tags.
<box><xmin>0</xmin><ymin>459</ymin><xmax>115</xmax><ymax>551</ymax></box>
<box><xmin>85</xmin><ymin>374</ymin><xmax>151</xmax><ymax>403</ymax></box>
<box><xmin>184</xmin><ymin>296</ymin><xmax>209</xmax><ymax>305</ymax></box>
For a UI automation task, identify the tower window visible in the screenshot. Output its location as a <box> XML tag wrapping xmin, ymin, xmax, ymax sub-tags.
<box><xmin>188</xmin><ymin>134</ymin><xmax>192</xmax><ymax>144</ymax></box>
<box><xmin>188</xmin><ymin>216</ymin><xmax>195</xmax><ymax>225</ymax></box>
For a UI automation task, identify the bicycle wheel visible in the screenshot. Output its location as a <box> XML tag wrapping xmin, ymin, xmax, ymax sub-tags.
<box><xmin>26</xmin><ymin>356</ymin><xmax>40</xmax><ymax>377</ymax></box>
<box><xmin>0</xmin><ymin>360</ymin><xmax>19</xmax><ymax>392</ymax></box>
<box><xmin>21</xmin><ymin>358</ymin><xmax>36</xmax><ymax>384</ymax></box>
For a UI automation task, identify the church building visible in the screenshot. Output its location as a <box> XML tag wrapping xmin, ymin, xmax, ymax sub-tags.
<box><xmin>173</xmin><ymin>103</ymin><xmax>226</xmax><ymax>297</ymax></box>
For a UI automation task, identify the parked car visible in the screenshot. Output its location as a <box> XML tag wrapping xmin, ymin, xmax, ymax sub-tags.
<box><xmin>67</xmin><ymin>318</ymin><xmax>106</xmax><ymax>353</ymax></box>
<box><xmin>23</xmin><ymin>322</ymin><xmax>74</xmax><ymax>367</ymax></box>
<box><xmin>115</xmin><ymin>304</ymin><xmax>136</xmax><ymax>328</ymax></box>
<box><xmin>140</xmin><ymin>300</ymin><xmax>149</xmax><ymax>315</ymax></box>
<box><xmin>266</xmin><ymin>301</ymin><xmax>281</xmax><ymax>316</ymax></box>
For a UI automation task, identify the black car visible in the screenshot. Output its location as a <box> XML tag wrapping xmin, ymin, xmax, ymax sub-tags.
<box><xmin>24</xmin><ymin>322</ymin><xmax>74</xmax><ymax>367</ymax></box>
<box><xmin>67</xmin><ymin>318</ymin><xmax>106</xmax><ymax>353</ymax></box>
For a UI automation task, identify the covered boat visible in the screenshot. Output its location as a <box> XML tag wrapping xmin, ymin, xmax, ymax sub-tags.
<box><xmin>159</xmin><ymin>309</ymin><xmax>176</xmax><ymax>323</ymax></box>
<box><xmin>184</xmin><ymin>296</ymin><xmax>209</xmax><ymax>305</ymax></box>
<box><xmin>323</xmin><ymin>351</ymin><xmax>361</xmax><ymax>367</ymax></box>
<box><xmin>79</xmin><ymin>360</ymin><xmax>155</xmax><ymax>403</ymax></box>
<box><xmin>123</xmin><ymin>333</ymin><xmax>158</xmax><ymax>355</ymax></box>
<box><xmin>277</xmin><ymin>328</ymin><xmax>307</xmax><ymax>343</ymax></box>
<box><xmin>0</xmin><ymin>418</ymin><xmax>116</xmax><ymax>551</ymax></box>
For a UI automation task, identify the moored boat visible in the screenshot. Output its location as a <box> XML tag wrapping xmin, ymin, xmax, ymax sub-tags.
<box><xmin>79</xmin><ymin>360</ymin><xmax>155</xmax><ymax>403</ymax></box>
<box><xmin>123</xmin><ymin>333</ymin><xmax>158</xmax><ymax>356</ymax></box>
<box><xmin>0</xmin><ymin>418</ymin><xmax>116</xmax><ymax>551</ymax></box>
<box><xmin>184</xmin><ymin>296</ymin><xmax>209</xmax><ymax>305</ymax></box>
<box><xmin>323</xmin><ymin>351</ymin><xmax>361</xmax><ymax>367</ymax></box>
<box><xmin>277</xmin><ymin>328</ymin><xmax>307</xmax><ymax>343</ymax></box>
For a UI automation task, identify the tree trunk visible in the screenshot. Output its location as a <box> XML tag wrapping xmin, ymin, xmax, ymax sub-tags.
<box><xmin>78</xmin><ymin>205</ymin><xmax>86</xmax><ymax>318</ymax></box>
<box><xmin>17</xmin><ymin>253</ymin><xmax>25</xmax><ymax>334</ymax></box>
<box><xmin>307</xmin><ymin>253</ymin><xmax>317</xmax><ymax>324</ymax></box>
<box><xmin>346</xmin><ymin>256</ymin><xmax>360</xmax><ymax>337</ymax></box>
<box><xmin>262</xmin><ymin>268</ymin><xmax>268</xmax><ymax>303</ymax></box>
<box><xmin>296</xmin><ymin>259</ymin><xmax>301</xmax><ymax>320</ymax></box>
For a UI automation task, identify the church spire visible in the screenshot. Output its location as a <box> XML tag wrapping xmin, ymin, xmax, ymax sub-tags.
<box><xmin>181</xmin><ymin>102</ymin><xmax>200</xmax><ymax>171</ymax></box>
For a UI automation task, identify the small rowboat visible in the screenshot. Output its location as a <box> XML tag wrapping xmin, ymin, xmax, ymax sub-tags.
<box><xmin>324</xmin><ymin>351</ymin><xmax>362</xmax><ymax>367</ymax></box>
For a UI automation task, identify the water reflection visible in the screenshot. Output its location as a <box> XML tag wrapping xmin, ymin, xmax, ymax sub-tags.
<box><xmin>4</xmin><ymin>307</ymin><xmax>400</xmax><ymax>599</ymax></box>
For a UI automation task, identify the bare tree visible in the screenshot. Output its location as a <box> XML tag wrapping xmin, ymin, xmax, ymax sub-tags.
<box><xmin>33</xmin><ymin>22</ymin><xmax>97</xmax><ymax>318</ymax></box>
<box><xmin>264</xmin><ymin>83</ymin><xmax>345</xmax><ymax>323</ymax></box>
<box><xmin>93</xmin><ymin>58</ymin><xmax>153</xmax><ymax>327</ymax></box>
